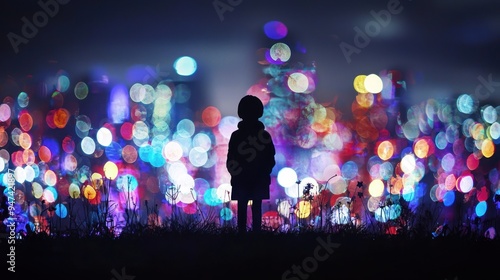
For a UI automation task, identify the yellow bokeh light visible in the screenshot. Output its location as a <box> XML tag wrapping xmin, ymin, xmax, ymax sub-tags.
<box><xmin>69</xmin><ymin>183</ymin><xmax>81</xmax><ymax>198</ymax></box>
<box><xmin>19</xmin><ymin>132</ymin><xmax>32</xmax><ymax>150</ymax></box>
<box><xmin>377</xmin><ymin>140</ymin><xmax>394</xmax><ymax>161</ymax></box>
<box><xmin>414</xmin><ymin>139</ymin><xmax>430</xmax><ymax>159</ymax></box>
<box><xmin>369</xmin><ymin>179</ymin><xmax>385</xmax><ymax>198</ymax></box>
<box><xmin>103</xmin><ymin>161</ymin><xmax>118</xmax><ymax>180</ymax></box>
<box><xmin>44</xmin><ymin>169</ymin><xmax>57</xmax><ymax>187</ymax></box>
<box><xmin>355</xmin><ymin>92</ymin><xmax>374</xmax><ymax>108</ymax></box>
<box><xmin>295</xmin><ymin>200</ymin><xmax>311</xmax><ymax>219</ymax></box>
<box><xmin>31</xmin><ymin>182</ymin><xmax>43</xmax><ymax>199</ymax></box>
<box><xmin>92</xmin><ymin>172</ymin><xmax>104</xmax><ymax>189</ymax></box>
<box><xmin>353</xmin><ymin>75</ymin><xmax>368</xmax><ymax>94</ymax></box>
<box><xmin>390</xmin><ymin>176</ymin><xmax>403</xmax><ymax>195</ymax></box>
<box><xmin>470</xmin><ymin>123</ymin><xmax>485</xmax><ymax>140</ymax></box>
<box><xmin>481</xmin><ymin>138</ymin><xmax>495</xmax><ymax>158</ymax></box>
<box><xmin>83</xmin><ymin>185</ymin><xmax>96</xmax><ymax>200</ymax></box>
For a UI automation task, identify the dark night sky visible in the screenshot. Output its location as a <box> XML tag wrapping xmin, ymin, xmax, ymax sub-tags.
<box><xmin>1</xmin><ymin>0</ymin><xmax>500</xmax><ymax>116</ymax></box>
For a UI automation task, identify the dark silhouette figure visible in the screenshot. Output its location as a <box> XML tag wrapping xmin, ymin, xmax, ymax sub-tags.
<box><xmin>226</xmin><ymin>95</ymin><xmax>276</xmax><ymax>233</ymax></box>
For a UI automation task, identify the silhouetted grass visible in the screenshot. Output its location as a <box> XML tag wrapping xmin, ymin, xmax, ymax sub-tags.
<box><xmin>5</xmin><ymin>219</ymin><xmax>498</xmax><ymax>280</ymax></box>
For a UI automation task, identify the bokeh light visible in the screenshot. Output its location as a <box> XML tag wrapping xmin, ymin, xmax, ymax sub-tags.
<box><xmin>74</xmin><ymin>81</ymin><xmax>89</xmax><ymax>100</ymax></box>
<box><xmin>364</xmin><ymin>74</ymin><xmax>383</xmax><ymax>94</ymax></box>
<box><xmin>202</xmin><ymin>106</ymin><xmax>221</xmax><ymax>127</ymax></box>
<box><xmin>174</xmin><ymin>56</ymin><xmax>197</xmax><ymax>76</ymax></box>
<box><xmin>264</xmin><ymin>21</ymin><xmax>288</xmax><ymax>39</ymax></box>
<box><xmin>277</xmin><ymin>167</ymin><xmax>297</xmax><ymax>188</ymax></box>
<box><xmin>97</xmin><ymin>127</ymin><xmax>113</xmax><ymax>147</ymax></box>
<box><xmin>103</xmin><ymin>161</ymin><xmax>118</xmax><ymax>180</ymax></box>
<box><xmin>269</xmin><ymin>42</ymin><xmax>291</xmax><ymax>63</ymax></box>
<box><xmin>2</xmin><ymin>21</ymin><xmax>500</xmax><ymax>240</ymax></box>
<box><xmin>353</xmin><ymin>75</ymin><xmax>368</xmax><ymax>94</ymax></box>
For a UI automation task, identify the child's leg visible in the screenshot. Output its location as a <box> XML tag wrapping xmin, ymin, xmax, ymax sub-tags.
<box><xmin>237</xmin><ymin>199</ymin><xmax>248</xmax><ymax>232</ymax></box>
<box><xmin>251</xmin><ymin>199</ymin><xmax>262</xmax><ymax>232</ymax></box>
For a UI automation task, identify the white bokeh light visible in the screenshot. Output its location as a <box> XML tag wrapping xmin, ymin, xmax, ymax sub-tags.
<box><xmin>364</xmin><ymin>74</ymin><xmax>383</xmax><ymax>94</ymax></box>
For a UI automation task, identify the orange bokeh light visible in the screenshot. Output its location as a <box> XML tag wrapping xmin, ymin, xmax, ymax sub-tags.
<box><xmin>201</xmin><ymin>106</ymin><xmax>222</xmax><ymax>127</ymax></box>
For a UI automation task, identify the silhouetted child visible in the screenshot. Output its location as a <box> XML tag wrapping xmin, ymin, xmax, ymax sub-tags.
<box><xmin>227</xmin><ymin>95</ymin><xmax>276</xmax><ymax>233</ymax></box>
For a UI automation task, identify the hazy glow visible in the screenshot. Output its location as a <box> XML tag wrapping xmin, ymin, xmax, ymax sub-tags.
<box><xmin>109</xmin><ymin>84</ymin><xmax>130</xmax><ymax>123</ymax></box>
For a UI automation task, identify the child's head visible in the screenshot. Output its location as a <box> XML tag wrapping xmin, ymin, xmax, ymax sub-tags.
<box><xmin>237</xmin><ymin>95</ymin><xmax>263</xmax><ymax>120</ymax></box>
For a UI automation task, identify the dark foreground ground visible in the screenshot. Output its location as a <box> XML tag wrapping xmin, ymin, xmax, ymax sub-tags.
<box><xmin>2</xmin><ymin>228</ymin><xmax>499</xmax><ymax>280</ymax></box>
